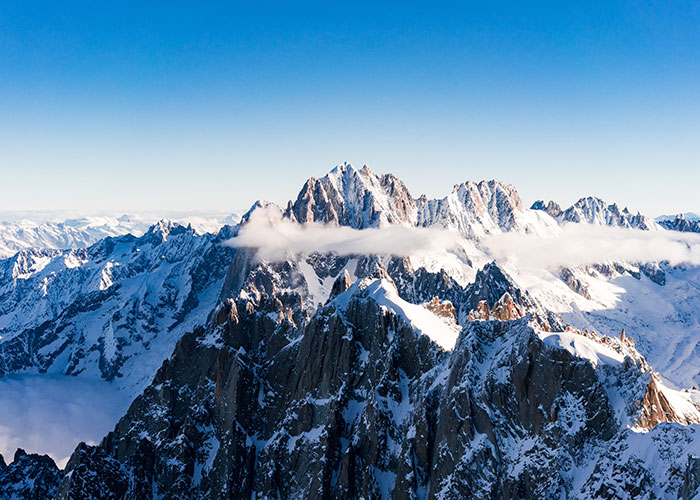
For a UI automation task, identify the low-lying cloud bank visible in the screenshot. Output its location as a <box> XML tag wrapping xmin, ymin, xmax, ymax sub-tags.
<box><xmin>226</xmin><ymin>208</ymin><xmax>463</xmax><ymax>261</ymax></box>
<box><xmin>0</xmin><ymin>375</ymin><xmax>131</xmax><ymax>468</ymax></box>
<box><xmin>226</xmin><ymin>208</ymin><xmax>700</xmax><ymax>269</ymax></box>
<box><xmin>480</xmin><ymin>223</ymin><xmax>700</xmax><ymax>270</ymax></box>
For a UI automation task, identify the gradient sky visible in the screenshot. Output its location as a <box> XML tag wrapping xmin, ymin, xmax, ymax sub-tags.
<box><xmin>1</xmin><ymin>1</ymin><xmax>698</xmax><ymax>217</ymax></box>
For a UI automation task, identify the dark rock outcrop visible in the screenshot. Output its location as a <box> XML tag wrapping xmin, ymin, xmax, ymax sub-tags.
<box><xmin>0</xmin><ymin>449</ymin><xmax>61</xmax><ymax>500</ymax></box>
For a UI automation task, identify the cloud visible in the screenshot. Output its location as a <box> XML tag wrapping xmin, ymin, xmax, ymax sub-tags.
<box><xmin>226</xmin><ymin>207</ymin><xmax>700</xmax><ymax>270</ymax></box>
<box><xmin>0</xmin><ymin>375</ymin><xmax>131</xmax><ymax>468</ymax></box>
<box><xmin>225</xmin><ymin>207</ymin><xmax>463</xmax><ymax>261</ymax></box>
<box><xmin>480</xmin><ymin>223</ymin><xmax>700</xmax><ymax>270</ymax></box>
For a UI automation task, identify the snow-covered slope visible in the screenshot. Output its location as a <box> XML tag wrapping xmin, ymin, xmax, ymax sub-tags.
<box><xmin>0</xmin><ymin>220</ymin><xmax>236</xmax><ymax>390</ymax></box>
<box><xmin>508</xmin><ymin>260</ymin><xmax>700</xmax><ymax>389</ymax></box>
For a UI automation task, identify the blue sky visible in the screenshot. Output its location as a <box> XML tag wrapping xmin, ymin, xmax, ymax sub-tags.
<box><xmin>0</xmin><ymin>1</ymin><xmax>698</xmax><ymax>216</ymax></box>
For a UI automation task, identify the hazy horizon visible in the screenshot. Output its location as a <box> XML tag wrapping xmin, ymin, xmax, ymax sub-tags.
<box><xmin>0</xmin><ymin>161</ymin><xmax>696</xmax><ymax>220</ymax></box>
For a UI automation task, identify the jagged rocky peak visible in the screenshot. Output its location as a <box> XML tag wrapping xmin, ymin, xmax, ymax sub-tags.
<box><xmin>0</xmin><ymin>448</ymin><xmax>62</xmax><ymax>500</ymax></box>
<box><xmin>416</xmin><ymin>178</ymin><xmax>540</xmax><ymax>237</ymax></box>
<box><xmin>637</xmin><ymin>371</ymin><xmax>700</xmax><ymax>429</ymax></box>
<box><xmin>240</xmin><ymin>199</ymin><xmax>282</xmax><ymax>225</ymax></box>
<box><xmin>468</xmin><ymin>291</ymin><xmax>524</xmax><ymax>322</ymax></box>
<box><xmin>531</xmin><ymin>199</ymin><xmax>562</xmax><ymax>218</ymax></box>
<box><xmin>560</xmin><ymin>196</ymin><xmax>659</xmax><ymax>230</ymax></box>
<box><xmin>142</xmin><ymin>218</ymin><xmax>192</xmax><ymax>244</ymax></box>
<box><xmin>329</xmin><ymin>269</ymin><xmax>353</xmax><ymax>299</ymax></box>
<box><xmin>423</xmin><ymin>296</ymin><xmax>457</xmax><ymax>322</ymax></box>
<box><xmin>658</xmin><ymin>213</ymin><xmax>700</xmax><ymax>233</ymax></box>
<box><xmin>284</xmin><ymin>162</ymin><xmax>417</xmax><ymax>228</ymax></box>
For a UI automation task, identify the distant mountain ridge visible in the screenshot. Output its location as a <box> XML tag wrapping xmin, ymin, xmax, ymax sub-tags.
<box><xmin>656</xmin><ymin>214</ymin><xmax>700</xmax><ymax>233</ymax></box>
<box><xmin>531</xmin><ymin>196</ymin><xmax>659</xmax><ymax>230</ymax></box>
<box><xmin>0</xmin><ymin>213</ymin><xmax>241</xmax><ymax>259</ymax></box>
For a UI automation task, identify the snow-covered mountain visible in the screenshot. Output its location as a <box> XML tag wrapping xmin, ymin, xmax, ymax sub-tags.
<box><xmin>0</xmin><ymin>220</ymin><xmax>236</xmax><ymax>390</ymax></box>
<box><xmin>657</xmin><ymin>212</ymin><xmax>700</xmax><ymax>223</ymax></box>
<box><xmin>284</xmin><ymin>162</ymin><xmax>418</xmax><ymax>228</ymax></box>
<box><xmin>2</xmin><ymin>162</ymin><xmax>700</xmax><ymax>498</ymax></box>
<box><xmin>532</xmin><ymin>196</ymin><xmax>660</xmax><ymax>230</ymax></box>
<box><xmin>657</xmin><ymin>214</ymin><xmax>700</xmax><ymax>233</ymax></box>
<box><xmin>286</xmin><ymin>162</ymin><xmax>557</xmax><ymax>237</ymax></box>
<box><xmin>417</xmin><ymin>179</ymin><xmax>558</xmax><ymax>237</ymax></box>
<box><xmin>0</xmin><ymin>213</ymin><xmax>241</xmax><ymax>259</ymax></box>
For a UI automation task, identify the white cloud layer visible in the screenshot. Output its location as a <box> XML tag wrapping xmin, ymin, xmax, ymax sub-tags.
<box><xmin>0</xmin><ymin>375</ymin><xmax>131</xmax><ymax>468</ymax></box>
<box><xmin>227</xmin><ymin>209</ymin><xmax>700</xmax><ymax>270</ymax></box>
<box><xmin>226</xmin><ymin>208</ymin><xmax>463</xmax><ymax>261</ymax></box>
<box><xmin>481</xmin><ymin>223</ymin><xmax>700</xmax><ymax>269</ymax></box>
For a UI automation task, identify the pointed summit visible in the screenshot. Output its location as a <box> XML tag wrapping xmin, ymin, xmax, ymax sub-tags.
<box><xmin>559</xmin><ymin>196</ymin><xmax>658</xmax><ymax>230</ymax></box>
<box><xmin>416</xmin><ymin>179</ymin><xmax>542</xmax><ymax>237</ymax></box>
<box><xmin>329</xmin><ymin>269</ymin><xmax>353</xmax><ymax>299</ymax></box>
<box><xmin>285</xmin><ymin>162</ymin><xmax>417</xmax><ymax>228</ymax></box>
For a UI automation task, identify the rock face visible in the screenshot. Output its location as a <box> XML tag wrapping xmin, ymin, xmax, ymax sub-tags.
<box><xmin>0</xmin><ymin>449</ymin><xmax>61</xmax><ymax>500</ymax></box>
<box><xmin>284</xmin><ymin>162</ymin><xmax>417</xmax><ymax>228</ymax></box>
<box><xmin>468</xmin><ymin>292</ymin><xmax>524</xmax><ymax>322</ymax></box>
<box><xmin>53</xmin><ymin>255</ymin><xmax>700</xmax><ymax>499</ymax></box>
<box><xmin>531</xmin><ymin>199</ymin><xmax>562</xmax><ymax>218</ymax></box>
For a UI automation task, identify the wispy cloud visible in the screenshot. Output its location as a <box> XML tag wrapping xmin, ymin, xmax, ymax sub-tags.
<box><xmin>480</xmin><ymin>223</ymin><xmax>700</xmax><ymax>269</ymax></box>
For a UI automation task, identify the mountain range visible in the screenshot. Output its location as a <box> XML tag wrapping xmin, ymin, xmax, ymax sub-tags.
<box><xmin>1</xmin><ymin>162</ymin><xmax>700</xmax><ymax>499</ymax></box>
<box><xmin>0</xmin><ymin>213</ymin><xmax>241</xmax><ymax>259</ymax></box>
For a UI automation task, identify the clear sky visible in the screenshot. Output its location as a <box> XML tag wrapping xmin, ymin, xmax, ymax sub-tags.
<box><xmin>1</xmin><ymin>1</ymin><xmax>698</xmax><ymax>217</ymax></box>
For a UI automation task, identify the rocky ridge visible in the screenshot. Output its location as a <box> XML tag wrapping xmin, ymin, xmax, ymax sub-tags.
<box><xmin>532</xmin><ymin>196</ymin><xmax>659</xmax><ymax>230</ymax></box>
<box><xmin>52</xmin><ymin>256</ymin><xmax>700</xmax><ymax>499</ymax></box>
